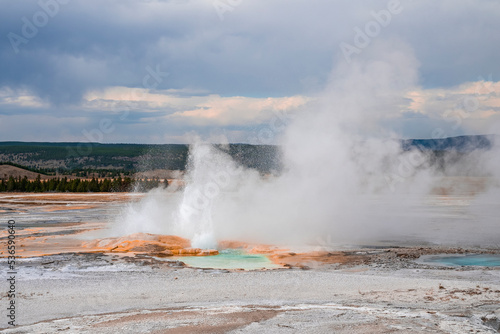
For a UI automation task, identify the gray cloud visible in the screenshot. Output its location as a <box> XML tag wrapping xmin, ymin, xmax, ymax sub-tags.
<box><xmin>1</xmin><ymin>0</ymin><xmax>499</xmax><ymax>142</ymax></box>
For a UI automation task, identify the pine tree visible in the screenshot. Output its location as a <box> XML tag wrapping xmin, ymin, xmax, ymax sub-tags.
<box><xmin>19</xmin><ymin>176</ymin><xmax>28</xmax><ymax>192</ymax></box>
<box><xmin>7</xmin><ymin>177</ymin><xmax>16</xmax><ymax>192</ymax></box>
<box><xmin>33</xmin><ymin>175</ymin><xmax>42</xmax><ymax>192</ymax></box>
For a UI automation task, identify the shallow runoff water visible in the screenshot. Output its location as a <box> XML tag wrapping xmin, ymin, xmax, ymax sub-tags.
<box><xmin>420</xmin><ymin>254</ymin><xmax>500</xmax><ymax>267</ymax></box>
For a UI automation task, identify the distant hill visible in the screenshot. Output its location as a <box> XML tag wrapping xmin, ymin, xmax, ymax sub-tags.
<box><xmin>402</xmin><ymin>135</ymin><xmax>496</xmax><ymax>152</ymax></box>
<box><xmin>0</xmin><ymin>165</ymin><xmax>52</xmax><ymax>180</ymax></box>
<box><xmin>0</xmin><ymin>142</ymin><xmax>188</xmax><ymax>171</ymax></box>
<box><xmin>0</xmin><ymin>142</ymin><xmax>282</xmax><ymax>174</ymax></box>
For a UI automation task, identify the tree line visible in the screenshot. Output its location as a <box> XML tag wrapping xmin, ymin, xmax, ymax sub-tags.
<box><xmin>0</xmin><ymin>175</ymin><xmax>166</xmax><ymax>193</ymax></box>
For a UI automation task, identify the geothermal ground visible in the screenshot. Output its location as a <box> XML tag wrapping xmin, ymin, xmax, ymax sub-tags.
<box><xmin>1</xmin><ymin>193</ymin><xmax>499</xmax><ymax>333</ymax></box>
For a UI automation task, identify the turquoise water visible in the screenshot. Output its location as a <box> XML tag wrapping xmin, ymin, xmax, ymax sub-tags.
<box><xmin>423</xmin><ymin>254</ymin><xmax>500</xmax><ymax>267</ymax></box>
<box><xmin>172</xmin><ymin>249</ymin><xmax>281</xmax><ymax>270</ymax></box>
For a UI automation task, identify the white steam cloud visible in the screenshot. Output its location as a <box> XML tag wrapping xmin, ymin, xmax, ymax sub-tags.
<box><xmin>112</xmin><ymin>41</ymin><xmax>500</xmax><ymax>249</ymax></box>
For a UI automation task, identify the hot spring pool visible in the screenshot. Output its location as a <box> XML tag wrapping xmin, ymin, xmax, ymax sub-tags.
<box><xmin>171</xmin><ymin>249</ymin><xmax>281</xmax><ymax>270</ymax></box>
<box><xmin>420</xmin><ymin>254</ymin><xmax>500</xmax><ymax>267</ymax></box>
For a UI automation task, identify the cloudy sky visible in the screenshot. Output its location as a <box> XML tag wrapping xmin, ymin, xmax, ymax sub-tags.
<box><xmin>1</xmin><ymin>0</ymin><xmax>499</xmax><ymax>143</ymax></box>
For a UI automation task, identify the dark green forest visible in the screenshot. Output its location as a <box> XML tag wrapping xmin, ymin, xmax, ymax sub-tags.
<box><xmin>0</xmin><ymin>175</ymin><xmax>165</xmax><ymax>193</ymax></box>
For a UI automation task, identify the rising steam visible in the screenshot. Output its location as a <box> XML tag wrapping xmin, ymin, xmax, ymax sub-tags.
<box><xmin>113</xmin><ymin>41</ymin><xmax>500</xmax><ymax>249</ymax></box>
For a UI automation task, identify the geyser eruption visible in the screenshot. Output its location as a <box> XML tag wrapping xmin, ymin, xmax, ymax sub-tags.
<box><xmin>109</xmin><ymin>140</ymin><xmax>249</xmax><ymax>249</ymax></box>
<box><xmin>117</xmin><ymin>41</ymin><xmax>499</xmax><ymax>249</ymax></box>
<box><xmin>175</xmin><ymin>142</ymin><xmax>244</xmax><ymax>249</ymax></box>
